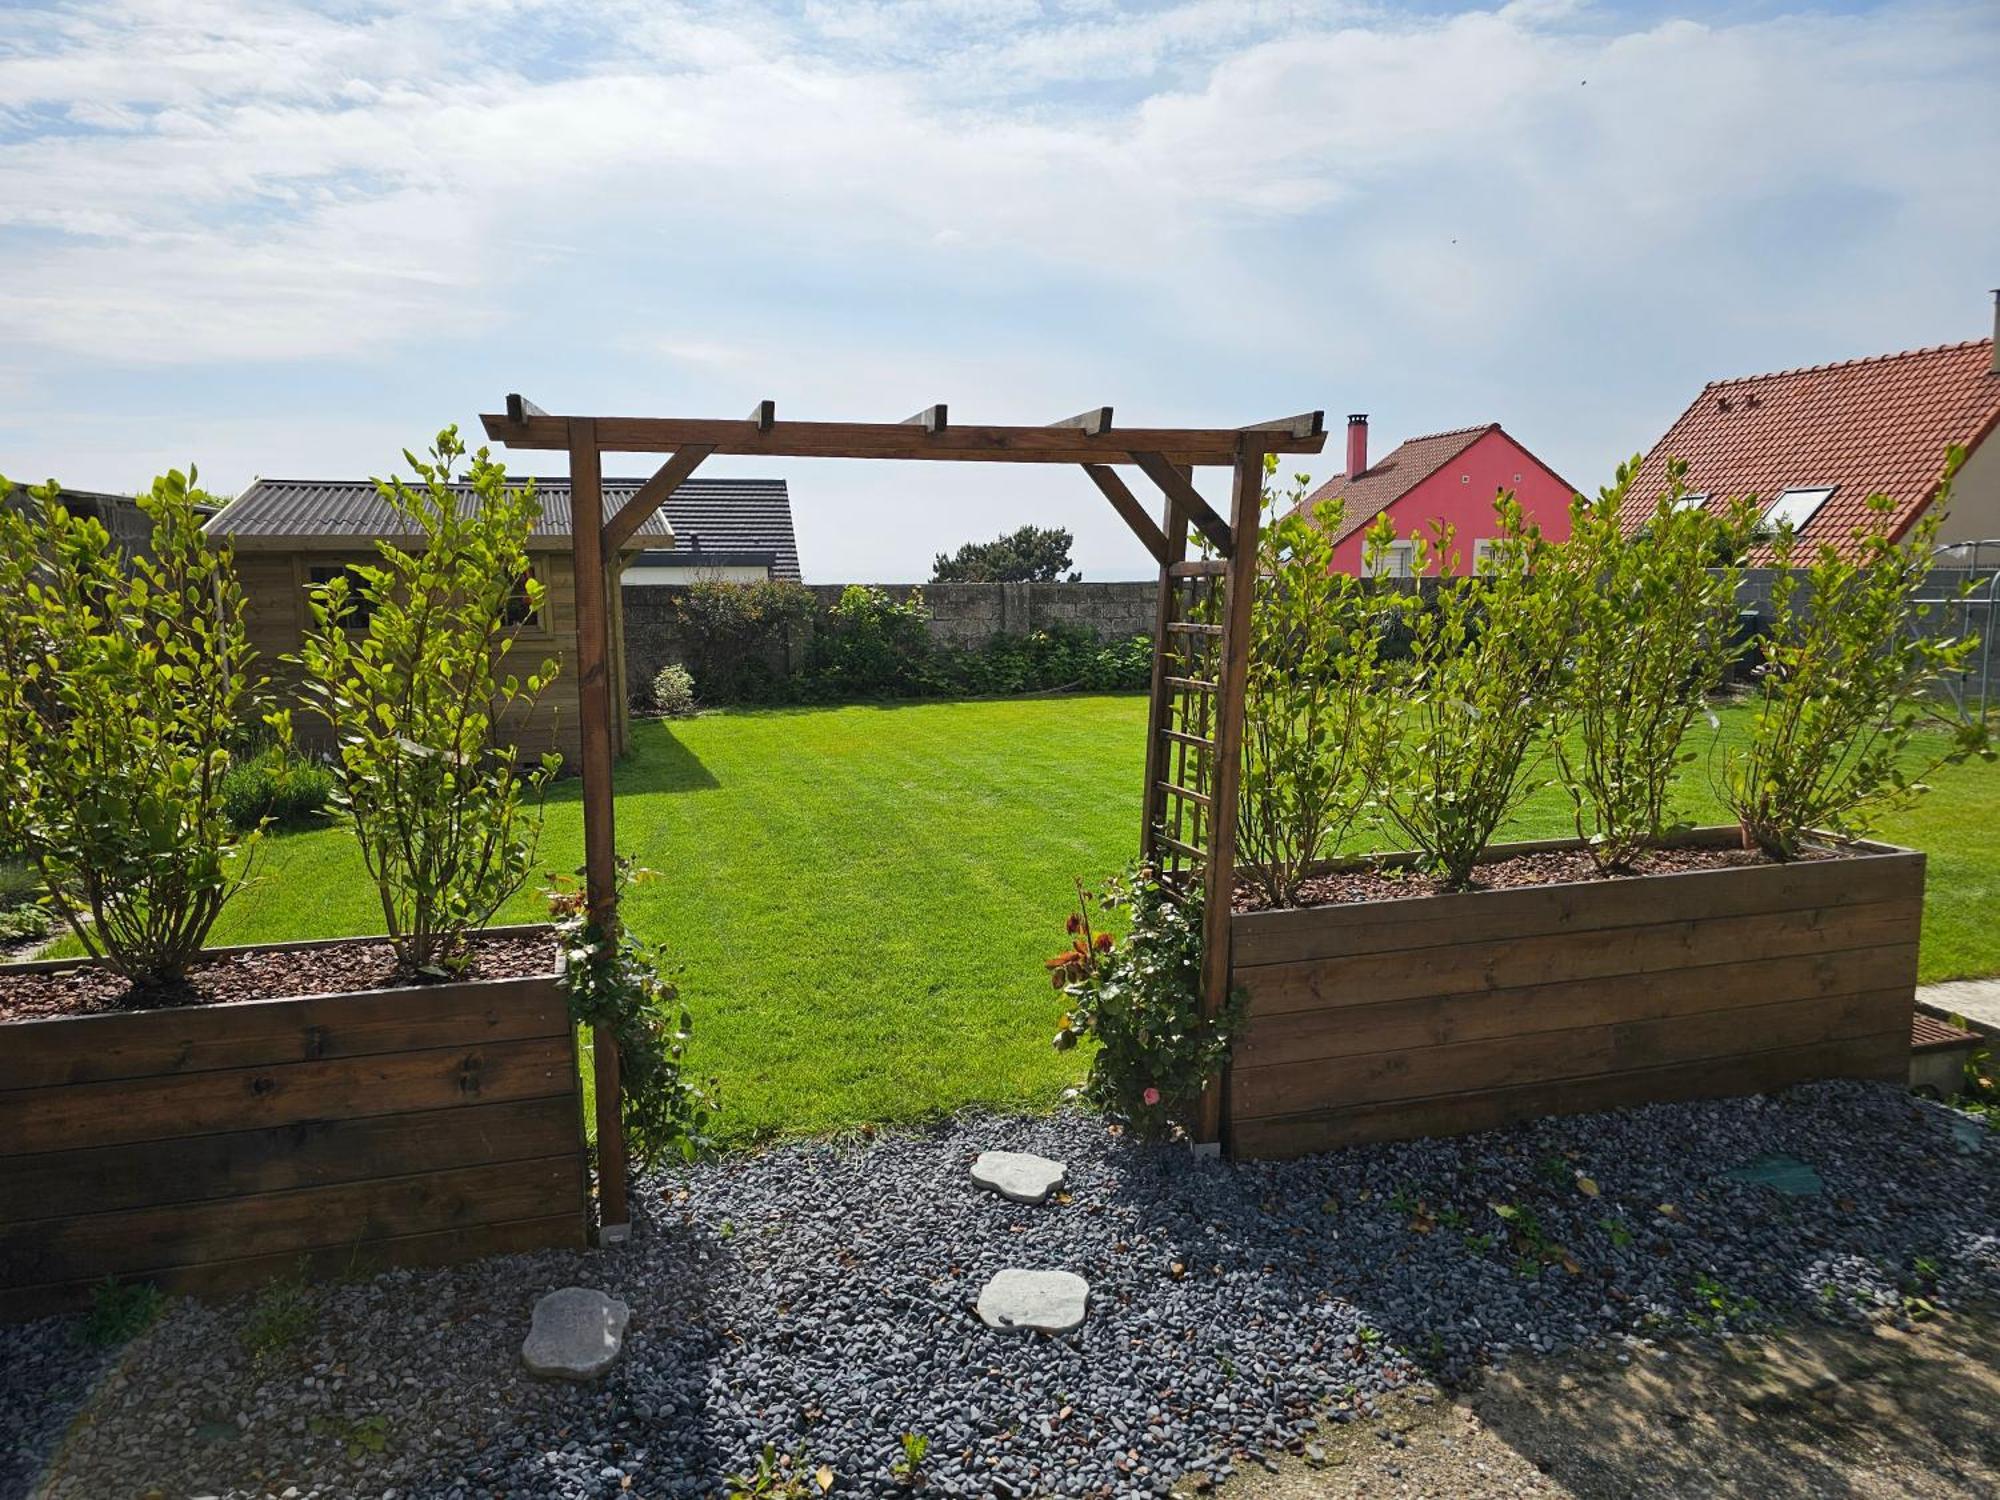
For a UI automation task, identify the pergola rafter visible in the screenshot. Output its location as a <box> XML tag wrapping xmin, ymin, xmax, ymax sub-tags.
<box><xmin>482</xmin><ymin>397</ymin><xmax>1326</xmax><ymax>1235</ymax></box>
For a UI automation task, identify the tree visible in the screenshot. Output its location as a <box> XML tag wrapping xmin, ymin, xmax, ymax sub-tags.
<box><xmin>931</xmin><ymin>524</ymin><xmax>1077</xmax><ymax>583</ymax></box>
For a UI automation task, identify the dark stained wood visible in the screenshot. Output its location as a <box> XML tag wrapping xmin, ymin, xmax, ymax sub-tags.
<box><xmin>566</xmin><ymin>417</ymin><xmax>630</xmax><ymax>1235</ymax></box>
<box><xmin>0</xmin><ymin>1094</ymin><xmax>584</xmax><ymax>1223</ymax></box>
<box><xmin>1232</xmin><ymin>839</ymin><xmax>1922</xmax><ymax>967</ymax></box>
<box><xmin>0</xmin><ymin>1213</ymin><xmax>585</xmax><ymax>1322</ymax></box>
<box><xmin>506</xmin><ymin>393</ymin><xmax>549</xmax><ymax>423</ymax></box>
<box><xmin>0</xmin><ymin>1034</ymin><xmax>577</xmax><ymax>1157</ymax></box>
<box><xmin>1169</xmin><ymin>559</ymin><xmax>1227</xmax><ymax>578</ymax></box>
<box><xmin>1138</xmin><ymin>480</ymin><xmax>1189</xmax><ymax>859</ymax></box>
<box><xmin>1082</xmin><ymin>465</ymin><xmax>1168</xmax><ymax>566</ymax></box>
<box><xmin>1052</xmin><ymin>406</ymin><xmax>1114</xmax><ymax>435</ymax></box>
<box><xmin>1241</xmin><ymin>411</ymin><xmax>1326</xmax><ymax>439</ymax></box>
<box><xmin>1230</xmin><ymin>1032</ymin><xmax>1909</xmax><ymax>1160</ymax></box>
<box><xmin>0</xmin><ymin>975</ymin><xmax>568</xmax><ymax>1091</ymax></box>
<box><xmin>1238</xmin><ymin>898</ymin><xmax>1921</xmax><ymax>1016</ymax></box>
<box><xmin>1197</xmin><ymin>446</ymin><xmax>1263</xmax><ymax>1144</ymax></box>
<box><xmin>0</xmin><ymin>1155</ymin><xmax>582</xmax><ymax>1288</ymax></box>
<box><xmin>603</xmin><ymin>443</ymin><xmax>715</xmax><ymax>552</ymax></box>
<box><xmin>749</xmin><ymin>398</ymin><xmax>776</xmax><ymax>432</ymax></box>
<box><xmin>1233</xmin><ymin>944</ymin><xmax>1919</xmax><ymax>1070</ymax></box>
<box><xmin>483</xmin><ymin>413</ymin><xmax>1328</xmax><ymax>466</ymax></box>
<box><xmin>903</xmin><ymin>404</ymin><xmax>949</xmax><ymax>434</ymax></box>
<box><xmin>1132</xmin><ymin>452</ymin><xmax>1234</xmax><ymax>556</ymax></box>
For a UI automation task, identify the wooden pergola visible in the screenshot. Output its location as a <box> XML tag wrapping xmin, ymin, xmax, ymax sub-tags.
<box><xmin>482</xmin><ymin>396</ymin><xmax>1328</xmax><ymax>1237</ymax></box>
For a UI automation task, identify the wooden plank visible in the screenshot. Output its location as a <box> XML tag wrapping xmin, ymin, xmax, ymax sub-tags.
<box><xmin>1233</xmin><ymin>944</ymin><xmax>1920</xmax><ymax>1070</ymax></box>
<box><xmin>0</xmin><ymin>1205</ymin><xmax>587</xmax><ymax>1322</ymax></box>
<box><xmin>0</xmin><ymin>1153</ymin><xmax>585</xmax><ymax>1289</ymax></box>
<box><xmin>0</xmin><ymin>978</ymin><xmax>568</xmax><ymax>1091</ymax></box>
<box><xmin>748</xmin><ymin>398</ymin><xmax>776</xmax><ymax>432</ymax></box>
<box><xmin>567</xmin><ymin>418</ymin><xmax>629</xmax><ymax>1236</ymax></box>
<box><xmin>1238</xmin><ymin>898</ymin><xmax>1922</xmax><ymax>1016</ymax></box>
<box><xmin>1230</xmin><ymin>1032</ymin><xmax>1909</xmax><ymax>1159</ymax></box>
<box><xmin>1231</xmin><ymin>988</ymin><xmax>1909</xmax><ymax>1121</ymax></box>
<box><xmin>1081</xmin><ymin>465</ymin><xmax>1168</xmax><ymax>566</ymax></box>
<box><xmin>1162</xmin><ymin>728</ymin><xmax>1215</xmax><ymax>751</ymax></box>
<box><xmin>1169</xmin><ymin>560</ymin><xmax>1227</xmax><ymax>578</ymax></box>
<box><xmin>902</xmin><ymin>403</ymin><xmax>948</xmax><ymax>434</ymax></box>
<box><xmin>1198</xmin><ymin>446</ymin><xmax>1263</xmax><ymax>1145</ymax></box>
<box><xmin>1165</xmin><ymin>675</ymin><xmax>1218</xmax><ymax>693</ymax></box>
<box><xmin>1232</xmin><ymin>845</ymin><xmax>1925</xmax><ymax>967</ymax></box>
<box><xmin>0</xmin><ymin>1094</ymin><xmax>583</xmax><ymax>1224</ymax></box>
<box><xmin>0</xmin><ymin>1035</ymin><xmax>576</xmax><ymax>1157</ymax></box>
<box><xmin>1132</xmin><ymin>452</ymin><xmax>1234</xmax><ymax>556</ymax></box>
<box><xmin>506</xmin><ymin>393</ymin><xmax>549</xmax><ymax>422</ymax></box>
<box><xmin>481</xmin><ymin>413</ymin><xmax>1328</xmax><ymax>464</ymax></box>
<box><xmin>1139</xmin><ymin>478</ymin><xmax>1190</xmax><ymax>862</ymax></box>
<box><xmin>1241</xmin><ymin>411</ymin><xmax>1326</xmax><ymax>439</ymax></box>
<box><xmin>603</xmin><ymin>443</ymin><xmax>715</xmax><ymax>552</ymax></box>
<box><xmin>1051</xmin><ymin>406</ymin><xmax>1113</xmax><ymax>436</ymax></box>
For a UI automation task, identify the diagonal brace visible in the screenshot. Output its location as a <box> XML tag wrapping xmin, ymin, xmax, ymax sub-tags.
<box><xmin>604</xmin><ymin>444</ymin><xmax>715</xmax><ymax>552</ymax></box>
<box><xmin>1081</xmin><ymin>465</ymin><xmax>1168</xmax><ymax>566</ymax></box>
<box><xmin>1131</xmin><ymin>451</ymin><xmax>1233</xmax><ymax>557</ymax></box>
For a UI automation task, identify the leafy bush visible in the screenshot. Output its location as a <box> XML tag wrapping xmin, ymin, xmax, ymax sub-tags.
<box><xmin>1720</xmin><ymin>456</ymin><xmax>1991</xmax><ymax>859</ymax></box>
<box><xmin>1369</xmin><ymin>495</ymin><xmax>1578</xmax><ymax>888</ymax></box>
<box><xmin>932</xmin><ymin>625</ymin><xmax>1151</xmax><ymax>698</ymax></box>
<box><xmin>80</xmin><ymin>1277</ymin><xmax>165</xmax><ymax>1348</ymax></box>
<box><xmin>550</xmin><ymin>861</ymin><xmax>719</xmax><ymax>1168</ymax></box>
<box><xmin>1238</xmin><ymin>462</ymin><xmax>1398</xmax><ymax>907</ymax></box>
<box><xmin>283</xmin><ymin>428</ymin><xmax>558</xmax><ymax>976</ymax></box>
<box><xmin>1555</xmin><ymin>459</ymin><xmax>1758</xmax><ymax>871</ymax></box>
<box><xmin>220</xmin><ymin>744</ymin><xmax>335</xmax><ymax>831</ymax></box>
<box><xmin>650</xmin><ymin>663</ymin><xmax>698</xmax><ymax>717</ymax></box>
<box><xmin>0</xmin><ymin>903</ymin><xmax>53</xmax><ymax>943</ymax></box>
<box><xmin>1048</xmin><ymin>865</ymin><xmax>1240</xmax><ymax>1137</ymax></box>
<box><xmin>805</xmin><ymin>585</ymin><xmax>934</xmax><ymax>698</ymax></box>
<box><xmin>673</xmin><ymin>580</ymin><xmax>815</xmax><ymax>704</ymax></box>
<box><xmin>0</xmin><ymin>469</ymin><xmax>262</xmax><ymax>986</ymax></box>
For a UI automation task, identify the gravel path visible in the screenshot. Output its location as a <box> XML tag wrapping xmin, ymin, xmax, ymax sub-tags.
<box><xmin>9</xmin><ymin>1081</ymin><xmax>1997</xmax><ymax>1500</ymax></box>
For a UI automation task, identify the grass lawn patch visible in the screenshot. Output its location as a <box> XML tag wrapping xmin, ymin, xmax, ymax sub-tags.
<box><xmin>56</xmin><ymin>695</ymin><xmax>2000</xmax><ymax>1144</ymax></box>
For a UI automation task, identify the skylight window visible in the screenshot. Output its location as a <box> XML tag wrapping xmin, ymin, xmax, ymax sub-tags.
<box><xmin>1759</xmin><ymin>486</ymin><xmax>1835</xmax><ymax>534</ymax></box>
<box><xmin>1671</xmin><ymin>490</ymin><xmax>1709</xmax><ymax>512</ymax></box>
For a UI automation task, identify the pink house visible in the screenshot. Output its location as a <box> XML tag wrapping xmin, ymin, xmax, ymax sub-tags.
<box><xmin>1285</xmin><ymin>415</ymin><xmax>1577</xmax><ymax>575</ymax></box>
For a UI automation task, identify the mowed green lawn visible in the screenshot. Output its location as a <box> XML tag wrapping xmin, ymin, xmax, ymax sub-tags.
<box><xmin>178</xmin><ymin>696</ymin><xmax>1999</xmax><ymax>1142</ymax></box>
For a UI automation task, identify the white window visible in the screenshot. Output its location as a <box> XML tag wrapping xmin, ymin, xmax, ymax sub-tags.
<box><xmin>1671</xmin><ymin>490</ymin><xmax>1709</xmax><ymax>512</ymax></box>
<box><xmin>1759</xmin><ymin>486</ymin><xmax>1835</xmax><ymax>534</ymax></box>
<box><xmin>1471</xmin><ymin>538</ymin><xmax>1497</xmax><ymax>572</ymax></box>
<box><xmin>1366</xmin><ymin>540</ymin><xmax>1417</xmax><ymax>579</ymax></box>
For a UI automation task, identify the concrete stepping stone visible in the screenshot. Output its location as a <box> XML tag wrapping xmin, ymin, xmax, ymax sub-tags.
<box><xmin>976</xmin><ymin>1269</ymin><xmax>1089</xmax><ymax>1333</ymax></box>
<box><xmin>521</xmin><ymin>1287</ymin><xmax>631</xmax><ymax>1381</ymax></box>
<box><xmin>971</xmin><ymin>1150</ymin><xmax>1067</xmax><ymax>1204</ymax></box>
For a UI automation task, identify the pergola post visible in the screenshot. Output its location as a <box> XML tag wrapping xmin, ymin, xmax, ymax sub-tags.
<box><xmin>565</xmin><ymin>417</ymin><xmax>631</xmax><ymax>1240</ymax></box>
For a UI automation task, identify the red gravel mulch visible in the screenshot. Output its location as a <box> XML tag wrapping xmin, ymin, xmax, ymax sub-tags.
<box><xmin>0</xmin><ymin>930</ymin><xmax>558</xmax><ymax>1024</ymax></box>
<box><xmin>1234</xmin><ymin>841</ymin><xmax>1843</xmax><ymax>913</ymax></box>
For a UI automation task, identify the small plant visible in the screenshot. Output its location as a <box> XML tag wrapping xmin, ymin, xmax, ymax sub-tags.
<box><xmin>1597</xmin><ymin>1215</ymin><xmax>1635</xmax><ymax>1250</ymax></box>
<box><xmin>550</xmin><ymin>859</ymin><xmax>720</xmax><ymax>1168</ymax></box>
<box><xmin>1368</xmin><ymin>495</ymin><xmax>1578</xmax><ymax>887</ymax></box>
<box><xmin>220</xmin><ymin>743</ymin><xmax>335</xmax><ymax>831</ymax></box>
<box><xmin>308</xmin><ymin>1411</ymin><xmax>390</xmax><ymax>1462</ymax></box>
<box><xmin>80</xmin><ymin>1276</ymin><xmax>164</xmax><ymax>1347</ymax></box>
<box><xmin>1491</xmin><ymin>1201</ymin><xmax>1579</xmax><ymax>1276</ymax></box>
<box><xmin>241</xmin><ymin>1262</ymin><xmax>317</xmax><ymax>1362</ymax></box>
<box><xmin>1238</xmin><ymin>459</ymin><xmax>1398</xmax><ymax>907</ymax></box>
<box><xmin>0</xmin><ymin>469</ymin><xmax>263</xmax><ymax>986</ymax></box>
<box><xmin>891</xmin><ymin>1432</ymin><xmax>930</xmax><ymax>1485</ymax></box>
<box><xmin>284</xmin><ymin>428</ymin><xmax>559</xmax><ymax>976</ymax></box>
<box><xmin>0</xmin><ymin>902</ymin><xmax>52</xmax><ymax>943</ymax></box>
<box><xmin>1556</xmin><ymin>459</ymin><xmax>1758</xmax><ymax>871</ymax></box>
<box><xmin>1689</xmin><ymin>1270</ymin><xmax>1760</xmax><ymax>1329</ymax></box>
<box><xmin>1048</xmin><ymin>864</ymin><xmax>1241</xmax><ymax>1137</ymax></box>
<box><xmin>1719</xmin><ymin>455</ymin><xmax>1991</xmax><ymax>859</ymax></box>
<box><xmin>728</xmin><ymin>1443</ymin><xmax>818</xmax><ymax>1500</ymax></box>
<box><xmin>650</xmin><ymin>662</ymin><xmax>698</xmax><ymax>717</ymax></box>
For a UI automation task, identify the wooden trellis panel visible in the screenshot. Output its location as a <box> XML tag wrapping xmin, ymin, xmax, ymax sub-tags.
<box><xmin>1143</xmin><ymin>561</ymin><xmax>1226</xmax><ymax>892</ymax></box>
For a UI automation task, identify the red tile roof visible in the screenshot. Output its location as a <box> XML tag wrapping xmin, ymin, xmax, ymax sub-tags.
<box><xmin>1285</xmin><ymin>424</ymin><xmax>1496</xmax><ymax>543</ymax></box>
<box><xmin>1620</xmin><ymin>339</ymin><xmax>2000</xmax><ymax>555</ymax></box>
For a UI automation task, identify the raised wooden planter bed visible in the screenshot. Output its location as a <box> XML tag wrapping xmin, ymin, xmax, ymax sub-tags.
<box><xmin>0</xmin><ymin>926</ymin><xmax>588</xmax><ymax>1320</ymax></box>
<box><xmin>1226</xmin><ymin>830</ymin><xmax>1923</xmax><ymax>1160</ymax></box>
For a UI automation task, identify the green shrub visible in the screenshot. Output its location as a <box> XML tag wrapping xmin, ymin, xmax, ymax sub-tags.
<box><xmin>282</xmin><ymin>428</ymin><xmax>558</xmax><ymax>976</ymax></box>
<box><xmin>1048</xmin><ymin>864</ymin><xmax>1240</xmax><ymax>1137</ymax></box>
<box><xmin>1555</xmin><ymin>458</ymin><xmax>1758</xmax><ymax>871</ymax></box>
<box><xmin>650</xmin><ymin>663</ymin><xmax>698</xmax><ymax>717</ymax></box>
<box><xmin>673</xmin><ymin>580</ymin><xmax>815</xmax><ymax>704</ymax></box>
<box><xmin>805</xmin><ymin>585</ymin><xmax>934</xmax><ymax>698</ymax></box>
<box><xmin>220</xmin><ymin>744</ymin><xmax>335</xmax><ymax>831</ymax></box>
<box><xmin>0</xmin><ymin>904</ymin><xmax>52</xmax><ymax>942</ymax></box>
<box><xmin>1238</xmin><ymin>461</ymin><xmax>1398</xmax><ymax>907</ymax></box>
<box><xmin>80</xmin><ymin>1277</ymin><xmax>165</xmax><ymax>1347</ymax></box>
<box><xmin>1720</xmin><ymin>454</ymin><xmax>1991</xmax><ymax>858</ymax></box>
<box><xmin>0</xmin><ymin>468</ymin><xmax>262</xmax><ymax>986</ymax></box>
<box><xmin>1369</xmin><ymin>494</ymin><xmax>1579</xmax><ymax>888</ymax></box>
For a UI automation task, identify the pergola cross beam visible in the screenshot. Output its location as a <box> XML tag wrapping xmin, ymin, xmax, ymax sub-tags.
<box><xmin>486</xmin><ymin>397</ymin><xmax>1324</xmax><ymax>1233</ymax></box>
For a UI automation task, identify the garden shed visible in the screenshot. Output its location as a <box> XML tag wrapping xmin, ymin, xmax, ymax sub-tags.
<box><xmin>207</xmin><ymin>477</ymin><xmax>688</xmax><ymax>765</ymax></box>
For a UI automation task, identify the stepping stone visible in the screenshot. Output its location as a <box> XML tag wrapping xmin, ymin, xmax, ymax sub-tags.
<box><xmin>521</xmin><ymin>1287</ymin><xmax>630</xmax><ymax>1381</ymax></box>
<box><xmin>976</xmin><ymin>1269</ymin><xmax>1089</xmax><ymax>1333</ymax></box>
<box><xmin>971</xmin><ymin>1150</ymin><xmax>1067</xmax><ymax>1204</ymax></box>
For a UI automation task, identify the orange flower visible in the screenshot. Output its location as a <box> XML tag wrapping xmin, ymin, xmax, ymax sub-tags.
<box><xmin>1094</xmin><ymin>931</ymin><xmax>1115</xmax><ymax>952</ymax></box>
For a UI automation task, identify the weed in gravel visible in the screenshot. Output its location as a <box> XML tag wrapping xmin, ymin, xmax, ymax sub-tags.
<box><xmin>79</xmin><ymin>1278</ymin><xmax>163</xmax><ymax>1348</ymax></box>
<box><xmin>891</xmin><ymin>1432</ymin><xmax>930</xmax><ymax>1485</ymax></box>
<box><xmin>308</xmin><ymin>1411</ymin><xmax>389</xmax><ymax>1462</ymax></box>
<box><xmin>241</xmin><ymin>1264</ymin><xmax>317</xmax><ymax>1362</ymax></box>
<box><xmin>1689</xmin><ymin>1271</ymin><xmax>1761</xmax><ymax>1330</ymax></box>
<box><xmin>727</xmin><ymin>1443</ymin><xmax>821</xmax><ymax>1500</ymax></box>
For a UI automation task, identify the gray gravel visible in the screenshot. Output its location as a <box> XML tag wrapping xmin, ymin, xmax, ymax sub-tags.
<box><xmin>9</xmin><ymin>1080</ymin><xmax>1997</xmax><ymax>1500</ymax></box>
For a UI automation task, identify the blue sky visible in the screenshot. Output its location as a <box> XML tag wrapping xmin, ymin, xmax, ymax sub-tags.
<box><xmin>2</xmin><ymin>0</ymin><xmax>1995</xmax><ymax>580</ymax></box>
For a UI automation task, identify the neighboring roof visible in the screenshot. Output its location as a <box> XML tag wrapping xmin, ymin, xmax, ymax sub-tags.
<box><xmin>1620</xmin><ymin>338</ymin><xmax>2000</xmax><ymax>553</ymax></box>
<box><xmin>208</xmin><ymin>478</ymin><xmax>801</xmax><ymax>578</ymax></box>
<box><xmin>1286</xmin><ymin>424</ymin><xmax>1496</xmax><ymax>545</ymax></box>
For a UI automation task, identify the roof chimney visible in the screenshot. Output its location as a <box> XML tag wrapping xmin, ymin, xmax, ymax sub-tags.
<box><xmin>1346</xmin><ymin>413</ymin><xmax>1369</xmax><ymax>478</ymax></box>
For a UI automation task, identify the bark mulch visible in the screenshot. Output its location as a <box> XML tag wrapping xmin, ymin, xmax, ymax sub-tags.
<box><xmin>0</xmin><ymin>930</ymin><xmax>557</xmax><ymax>1024</ymax></box>
<box><xmin>1235</xmin><ymin>841</ymin><xmax>1842</xmax><ymax>913</ymax></box>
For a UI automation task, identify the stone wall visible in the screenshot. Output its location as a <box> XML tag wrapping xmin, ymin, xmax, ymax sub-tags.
<box><xmin>621</xmin><ymin>580</ymin><xmax>1157</xmax><ymax>700</ymax></box>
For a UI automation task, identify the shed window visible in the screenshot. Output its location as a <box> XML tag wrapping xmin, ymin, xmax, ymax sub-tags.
<box><xmin>504</xmin><ymin>567</ymin><xmax>542</xmax><ymax>629</ymax></box>
<box><xmin>306</xmin><ymin>564</ymin><xmax>374</xmax><ymax>627</ymax></box>
<box><xmin>1759</xmin><ymin>486</ymin><xmax>1835</xmax><ymax>535</ymax></box>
